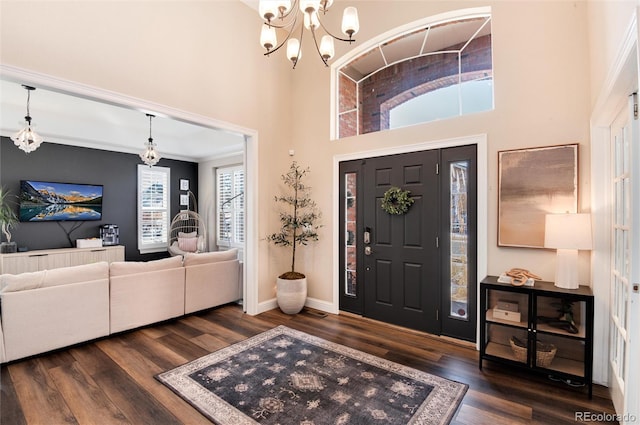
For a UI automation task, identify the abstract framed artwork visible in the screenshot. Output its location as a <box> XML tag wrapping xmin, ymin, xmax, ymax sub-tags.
<box><xmin>498</xmin><ymin>143</ymin><xmax>578</xmax><ymax>248</ymax></box>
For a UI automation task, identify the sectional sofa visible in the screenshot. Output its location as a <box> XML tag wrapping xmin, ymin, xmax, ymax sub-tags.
<box><xmin>0</xmin><ymin>249</ymin><xmax>241</xmax><ymax>363</ymax></box>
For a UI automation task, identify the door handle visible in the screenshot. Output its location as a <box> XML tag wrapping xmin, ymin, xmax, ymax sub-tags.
<box><xmin>364</xmin><ymin>246</ymin><xmax>372</xmax><ymax>255</ymax></box>
<box><xmin>364</xmin><ymin>227</ymin><xmax>371</xmax><ymax>244</ymax></box>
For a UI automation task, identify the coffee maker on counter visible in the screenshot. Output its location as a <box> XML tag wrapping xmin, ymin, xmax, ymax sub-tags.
<box><xmin>100</xmin><ymin>224</ymin><xmax>119</xmax><ymax>246</ymax></box>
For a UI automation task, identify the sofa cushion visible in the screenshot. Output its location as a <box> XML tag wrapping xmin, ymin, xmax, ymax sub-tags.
<box><xmin>0</xmin><ymin>270</ymin><xmax>46</xmax><ymax>293</ymax></box>
<box><xmin>43</xmin><ymin>262</ymin><xmax>109</xmax><ymax>287</ymax></box>
<box><xmin>178</xmin><ymin>236</ymin><xmax>198</xmax><ymax>253</ymax></box>
<box><xmin>183</xmin><ymin>249</ymin><xmax>238</xmax><ymax>267</ymax></box>
<box><xmin>110</xmin><ymin>256</ymin><xmax>183</xmax><ymax>277</ymax></box>
<box><xmin>0</xmin><ymin>261</ymin><xmax>109</xmax><ymax>293</ymax></box>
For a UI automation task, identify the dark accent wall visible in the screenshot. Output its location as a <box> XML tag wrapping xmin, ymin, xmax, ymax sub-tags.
<box><xmin>0</xmin><ymin>137</ymin><xmax>198</xmax><ymax>261</ymax></box>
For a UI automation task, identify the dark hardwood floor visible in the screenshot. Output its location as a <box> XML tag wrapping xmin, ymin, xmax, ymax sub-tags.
<box><xmin>1</xmin><ymin>304</ymin><xmax>617</xmax><ymax>424</ymax></box>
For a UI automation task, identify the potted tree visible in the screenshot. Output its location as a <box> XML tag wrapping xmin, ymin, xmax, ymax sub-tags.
<box><xmin>0</xmin><ymin>187</ymin><xmax>18</xmax><ymax>254</ymax></box>
<box><xmin>266</xmin><ymin>162</ymin><xmax>321</xmax><ymax>314</ymax></box>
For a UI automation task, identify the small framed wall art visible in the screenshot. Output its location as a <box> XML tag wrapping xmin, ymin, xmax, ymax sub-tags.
<box><xmin>498</xmin><ymin>143</ymin><xmax>578</xmax><ymax>248</ymax></box>
<box><xmin>180</xmin><ymin>179</ymin><xmax>190</xmax><ymax>191</ymax></box>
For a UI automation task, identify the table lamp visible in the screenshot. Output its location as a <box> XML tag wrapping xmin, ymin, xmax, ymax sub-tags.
<box><xmin>544</xmin><ymin>213</ymin><xmax>592</xmax><ymax>289</ymax></box>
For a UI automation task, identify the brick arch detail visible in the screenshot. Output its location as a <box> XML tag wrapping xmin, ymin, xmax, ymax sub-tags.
<box><xmin>379</xmin><ymin>70</ymin><xmax>492</xmax><ymax>130</ymax></box>
<box><xmin>354</xmin><ymin>34</ymin><xmax>492</xmax><ymax>135</ymax></box>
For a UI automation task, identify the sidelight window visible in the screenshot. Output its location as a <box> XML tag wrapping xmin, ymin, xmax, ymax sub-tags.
<box><xmin>449</xmin><ymin>161</ymin><xmax>469</xmax><ymax>319</ymax></box>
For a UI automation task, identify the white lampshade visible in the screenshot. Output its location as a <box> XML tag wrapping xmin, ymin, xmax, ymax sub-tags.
<box><xmin>287</xmin><ymin>38</ymin><xmax>301</xmax><ymax>63</ymax></box>
<box><xmin>260</xmin><ymin>25</ymin><xmax>277</xmax><ymax>51</ymax></box>
<box><xmin>545</xmin><ymin>213</ymin><xmax>592</xmax><ymax>289</ymax></box>
<box><xmin>319</xmin><ymin>35</ymin><xmax>335</xmax><ymax>60</ymax></box>
<box><xmin>259</xmin><ymin>0</ymin><xmax>278</xmax><ymax>21</ymax></box>
<box><xmin>299</xmin><ymin>0</ymin><xmax>320</xmax><ymax>13</ymax></box>
<box><xmin>544</xmin><ymin>213</ymin><xmax>592</xmax><ymax>250</ymax></box>
<box><xmin>303</xmin><ymin>10</ymin><xmax>319</xmax><ymax>30</ymax></box>
<box><xmin>341</xmin><ymin>6</ymin><xmax>359</xmax><ymax>37</ymax></box>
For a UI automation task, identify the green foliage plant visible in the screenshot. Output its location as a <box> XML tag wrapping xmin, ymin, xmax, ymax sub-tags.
<box><xmin>0</xmin><ymin>187</ymin><xmax>18</xmax><ymax>243</ymax></box>
<box><xmin>266</xmin><ymin>162</ymin><xmax>321</xmax><ymax>280</ymax></box>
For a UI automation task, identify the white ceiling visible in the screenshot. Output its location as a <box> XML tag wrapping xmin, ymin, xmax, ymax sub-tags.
<box><xmin>0</xmin><ymin>79</ymin><xmax>246</xmax><ymax>163</ymax></box>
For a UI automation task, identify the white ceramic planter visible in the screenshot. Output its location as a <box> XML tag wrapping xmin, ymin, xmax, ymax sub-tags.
<box><xmin>276</xmin><ymin>277</ymin><xmax>307</xmax><ymax>314</ymax></box>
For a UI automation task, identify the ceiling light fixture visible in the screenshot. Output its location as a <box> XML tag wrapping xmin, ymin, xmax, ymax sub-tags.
<box><xmin>11</xmin><ymin>85</ymin><xmax>44</xmax><ymax>153</ymax></box>
<box><xmin>259</xmin><ymin>0</ymin><xmax>359</xmax><ymax>68</ymax></box>
<box><xmin>140</xmin><ymin>113</ymin><xmax>161</xmax><ymax>167</ymax></box>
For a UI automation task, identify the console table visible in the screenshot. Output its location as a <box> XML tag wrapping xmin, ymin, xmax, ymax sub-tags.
<box><xmin>479</xmin><ymin>275</ymin><xmax>594</xmax><ymax>398</ymax></box>
<box><xmin>0</xmin><ymin>245</ymin><xmax>124</xmax><ymax>274</ymax></box>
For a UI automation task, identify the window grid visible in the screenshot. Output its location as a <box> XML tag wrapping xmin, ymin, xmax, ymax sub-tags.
<box><xmin>137</xmin><ymin>165</ymin><xmax>170</xmax><ymax>253</ymax></box>
<box><xmin>217</xmin><ymin>165</ymin><xmax>245</xmax><ymax>248</ymax></box>
<box><xmin>337</xmin><ymin>13</ymin><xmax>492</xmax><ymax>139</ymax></box>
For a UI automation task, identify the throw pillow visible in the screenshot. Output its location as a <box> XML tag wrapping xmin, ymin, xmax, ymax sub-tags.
<box><xmin>178</xmin><ymin>236</ymin><xmax>198</xmax><ymax>253</ymax></box>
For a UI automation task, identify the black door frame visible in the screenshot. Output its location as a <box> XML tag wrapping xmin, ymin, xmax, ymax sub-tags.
<box><xmin>334</xmin><ymin>135</ymin><xmax>487</xmax><ymax>343</ymax></box>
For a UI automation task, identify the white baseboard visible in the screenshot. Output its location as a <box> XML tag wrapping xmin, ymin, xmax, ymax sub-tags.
<box><xmin>256</xmin><ymin>296</ymin><xmax>338</xmax><ymax>315</ymax></box>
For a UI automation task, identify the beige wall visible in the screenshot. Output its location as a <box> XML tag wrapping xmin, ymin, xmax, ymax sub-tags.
<box><xmin>1</xmin><ymin>1</ymin><xmax>595</xmax><ymax>308</ymax></box>
<box><xmin>288</xmin><ymin>1</ymin><xmax>592</xmax><ymax>302</ymax></box>
<box><xmin>587</xmin><ymin>0</ymin><xmax>638</xmax><ymax>108</ymax></box>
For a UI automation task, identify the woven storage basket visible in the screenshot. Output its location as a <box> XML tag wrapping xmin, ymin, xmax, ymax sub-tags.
<box><xmin>509</xmin><ymin>337</ymin><xmax>557</xmax><ymax>367</ymax></box>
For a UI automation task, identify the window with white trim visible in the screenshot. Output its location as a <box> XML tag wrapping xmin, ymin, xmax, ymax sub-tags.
<box><xmin>137</xmin><ymin>165</ymin><xmax>170</xmax><ymax>253</ymax></box>
<box><xmin>336</xmin><ymin>10</ymin><xmax>493</xmax><ymax>138</ymax></box>
<box><xmin>216</xmin><ymin>165</ymin><xmax>245</xmax><ymax>248</ymax></box>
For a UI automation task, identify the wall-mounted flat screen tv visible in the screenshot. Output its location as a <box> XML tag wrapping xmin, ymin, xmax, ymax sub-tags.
<box><xmin>19</xmin><ymin>180</ymin><xmax>103</xmax><ymax>222</ymax></box>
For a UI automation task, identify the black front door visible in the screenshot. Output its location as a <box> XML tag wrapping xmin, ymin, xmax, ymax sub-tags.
<box><xmin>339</xmin><ymin>145</ymin><xmax>477</xmax><ymax>341</ymax></box>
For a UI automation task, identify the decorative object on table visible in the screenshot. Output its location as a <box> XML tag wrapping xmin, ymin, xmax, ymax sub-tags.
<box><xmin>498</xmin><ymin>268</ymin><xmax>541</xmax><ymax>286</ymax></box>
<box><xmin>156</xmin><ymin>325</ymin><xmax>467</xmax><ymax>425</ymax></box>
<box><xmin>258</xmin><ymin>0</ymin><xmax>360</xmax><ymax>68</ymax></box>
<box><xmin>381</xmin><ymin>186</ymin><xmax>414</xmax><ymax>215</ymax></box>
<box><xmin>537</xmin><ymin>299</ymin><xmax>579</xmax><ymax>334</ymax></box>
<box><xmin>510</xmin><ymin>336</ymin><xmax>557</xmax><ymax>367</ymax></box>
<box><xmin>0</xmin><ymin>186</ymin><xmax>18</xmax><ymax>253</ymax></box>
<box><xmin>492</xmin><ymin>299</ymin><xmax>521</xmax><ymax>322</ymax></box>
<box><xmin>168</xmin><ymin>191</ymin><xmax>207</xmax><ymax>255</ymax></box>
<box><xmin>100</xmin><ymin>224</ymin><xmax>120</xmax><ymax>246</ymax></box>
<box><xmin>544</xmin><ymin>213</ymin><xmax>592</xmax><ymax>289</ymax></box>
<box><xmin>139</xmin><ymin>113</ymin><xmax>161</xmax><ymax>166</ymax></box>
<box><xmin>11</xmin><ymin>85</ymin><xmax>45</xmax><ymax>153</ymax></box>
<box><xmin>498</xmin><ymin>143</ymin><xmax>578</xmax><ymax>248</ymax></box>
<box><xmin>76</xmin><ymin>238</ymin><xmax>103</xmax><ymax>249</ymax></box>
<box><xmin>266</xmin><ymin>162</ymin><xmax>321</xmax><ymax>314</ymax></box>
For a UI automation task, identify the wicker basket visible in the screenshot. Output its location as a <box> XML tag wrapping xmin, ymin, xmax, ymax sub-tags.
<box><xmin>509</xmin><ymin>337</ymin><xmax>557</xmax><ymax>367</ymax></box>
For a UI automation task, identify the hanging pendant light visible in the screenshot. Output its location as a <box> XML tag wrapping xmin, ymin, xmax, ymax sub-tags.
<box><xmin>140</xmin><ymin>113</ymin><xmax>161</xmax><ymax>166</ymax></box>
<box><xmin>11</xmin><ymin>85</ymin><xmax>44</xmax><ymax>153</ymax></box>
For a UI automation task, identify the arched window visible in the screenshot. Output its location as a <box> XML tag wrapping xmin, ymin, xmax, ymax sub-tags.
<box><xmin>336</xmin><ymin>9</ymin><xmax>492</xmax><ymax>138</ymax></box>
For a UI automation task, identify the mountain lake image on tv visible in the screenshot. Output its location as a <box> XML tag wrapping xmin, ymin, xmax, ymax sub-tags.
<box><xmin>20</xmin><ymin>180</ymin><xmax>103</xmax><ymax>222</ymax></box>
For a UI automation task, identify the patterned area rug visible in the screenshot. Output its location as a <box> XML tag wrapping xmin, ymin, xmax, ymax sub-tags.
<box><xmin>156</xmin><ymin>325</ymin><xmax>467</xmax><ymax>425</ymax></box>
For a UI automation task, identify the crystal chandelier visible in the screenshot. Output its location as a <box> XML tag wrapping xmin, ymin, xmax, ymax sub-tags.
<box><xmin>140</xmin><ymin>114</ymin><xmax>161</xmax><ymax>166</ymax></box>
<box><xmin>259</xmin><ymin>0</ymin><xmax>359</xmax><ymax>68</ymax></box>
<box><xmin>11</xmin><ymin>85</ymin><xmax>44</xmax><ymax>153</ymax></box>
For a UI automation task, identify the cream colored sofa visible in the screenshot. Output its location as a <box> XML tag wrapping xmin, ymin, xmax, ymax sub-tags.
<box><xmin>109</xmin><ymin>256</ymin><xmax>186</xmax><ymax>333</ymax></box>
<box><xmin>184</xmin><ymin>249</ymin><xmax>241</xmax><ymax>314</ymax></box>
<box><xmin>0</xmin><ymin>262</ymin><xmax>110</xmax><ymax>363</ymax></box>
<box><xmin>0</xmin><ymin>249</ymin><xmax>241</xmax><ymax>363</ymax></box>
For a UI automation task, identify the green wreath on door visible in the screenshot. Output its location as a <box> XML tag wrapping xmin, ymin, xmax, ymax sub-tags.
<box><xmin>381</xmin><ymin>186</ymin><xmax>414</xmax><ymax>215</ymax></box>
